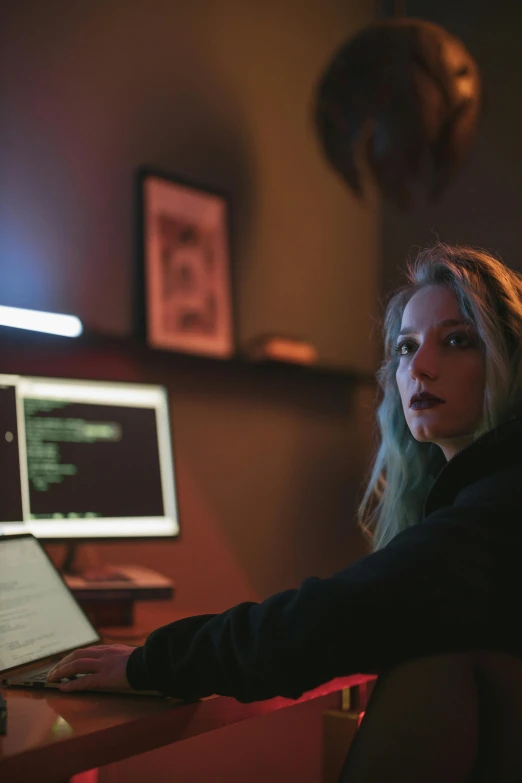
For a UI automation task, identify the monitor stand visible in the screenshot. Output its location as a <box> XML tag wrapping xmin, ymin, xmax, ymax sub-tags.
<box><xmin>61</xmin><ymin>542</ymin><xmax>131</xmax><ymax>582</ymax></box>
<box><xmin>60</xmin><ymin>543</ymin><xmax>174</xmax><ymax>634</ymax></box>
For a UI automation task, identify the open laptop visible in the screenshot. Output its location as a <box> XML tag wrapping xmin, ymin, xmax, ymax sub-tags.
<box><xmin>0</xmin><ymin>533</ymin><xmax>163</xmax><ymax>696</ymax></box>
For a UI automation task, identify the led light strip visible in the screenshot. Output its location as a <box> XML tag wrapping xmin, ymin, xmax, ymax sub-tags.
<box><xmin>0</xmin><ymin>305</ymin><xmax>83</xmax><ymax>337</ymax></box>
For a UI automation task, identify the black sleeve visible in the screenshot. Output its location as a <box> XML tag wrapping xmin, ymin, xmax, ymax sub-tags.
<box><xmin>126</xmin><ymin>505</ymin><xmax>499</xmax><ymax>702</ymax></box>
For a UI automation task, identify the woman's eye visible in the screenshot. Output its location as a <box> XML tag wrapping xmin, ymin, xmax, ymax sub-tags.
<box><xmin>446</xmin><ymin>332</ymin><xmax>470</xmax><ymax>347</ymax></box>
<box><xmin>395</xmin><ymin>341</ymin><xmax>414</xmax><ymax>356</ymax></box>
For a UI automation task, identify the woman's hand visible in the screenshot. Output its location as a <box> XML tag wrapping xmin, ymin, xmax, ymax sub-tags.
<box><xmin>46</xmin><ymin>644</ymin><xmax>135</xmax><ymax>692</ymax></box>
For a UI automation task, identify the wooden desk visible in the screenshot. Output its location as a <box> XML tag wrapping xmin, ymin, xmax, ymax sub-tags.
<box><xmin>1</xmin><ymin>601</ymin><xmax>375</xmax><ymax>782</ymax></box>
<box><xmin>0</xmin><ymin>674</ymin><xmax>374</xmax><ymax>783</ymax></box>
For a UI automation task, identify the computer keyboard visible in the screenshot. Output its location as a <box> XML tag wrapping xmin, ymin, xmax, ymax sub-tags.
<box><xmin>29</xmin><ymin>670</ymin><xmax>83</xmax><ymax>684</ymax></box>
<box><xmin>31</xmin><ymin>671</ymin><xmax>50</xmax><ymax>682</ymax></box>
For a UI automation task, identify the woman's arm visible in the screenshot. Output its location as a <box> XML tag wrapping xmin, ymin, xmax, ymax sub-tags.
<box><xmin>48</xmin><ymin>504</ymin><xmax>501</xmax><ymax>700</ymax></box>
<box><xmin>124</xmin><ymin>504</ymin><xmax>499</xmax><ymax>701</ymax></box>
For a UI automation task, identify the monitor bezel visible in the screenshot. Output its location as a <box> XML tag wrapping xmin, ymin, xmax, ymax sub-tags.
<box><xmin>0</xmin><ymin>373</ymin><xmax>182</xmax><ymax>544</ymax></box>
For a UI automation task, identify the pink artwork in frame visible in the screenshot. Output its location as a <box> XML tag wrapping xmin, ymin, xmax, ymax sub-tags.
<box><xmin>141</xmin><ymin>171</ymin><xmax>234</xmax><ymax>359</ymax></box>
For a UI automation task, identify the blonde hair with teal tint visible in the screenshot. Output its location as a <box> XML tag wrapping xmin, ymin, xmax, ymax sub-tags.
<box><xmin>358</xmin><ymin>243</ymin><xmax>522</xmax><ymax>551</ymax></box>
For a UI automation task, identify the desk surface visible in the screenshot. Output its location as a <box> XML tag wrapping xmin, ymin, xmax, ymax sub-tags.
<box><xmin>0</xmin><ymin>674</ymin><xmax>373</xmax><ymax>783</ymax></box>
<box><xmin>0</xmin><ymin>604</ymin><xmax>375</xmax><ymax>783</ymax></box>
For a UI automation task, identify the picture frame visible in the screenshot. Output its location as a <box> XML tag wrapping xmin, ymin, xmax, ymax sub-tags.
<box><xmin>138</xmin><ymin>170</ymin><xmax>234</xmax><ymax>359</ymax></box>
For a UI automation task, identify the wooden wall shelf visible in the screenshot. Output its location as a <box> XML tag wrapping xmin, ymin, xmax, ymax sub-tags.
<box><xmin>0</xmin><ymin>326</ymin><xmax>377</xmax><ymax>387</ymax></box>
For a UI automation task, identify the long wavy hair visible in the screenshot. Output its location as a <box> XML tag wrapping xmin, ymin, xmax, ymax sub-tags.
<box><xmin>357</xmin><ymin>243</ymin><xmax>522</xmax><ymax>552</ymax></box>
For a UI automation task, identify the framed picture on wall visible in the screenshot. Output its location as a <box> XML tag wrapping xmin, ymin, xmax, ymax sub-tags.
<box><xmin>138</xmin><ymin>170</ymin><xmax>234</xmax><ymax>359</ymax></box>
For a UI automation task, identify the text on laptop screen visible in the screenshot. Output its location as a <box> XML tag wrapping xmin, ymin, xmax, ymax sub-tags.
<box><xmin>0</xmin><ymin>536</ymin><xmax>99</xmax><ymax>673</ymax></box>
<box><xmin>0</xmin><ymin>374</ymin><xmax>180</xmax><ymax>539</ymax></box>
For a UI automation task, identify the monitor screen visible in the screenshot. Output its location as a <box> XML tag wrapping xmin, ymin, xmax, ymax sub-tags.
<box><xmin>0</xmin><ymin>374</ymin><xmax>180</xmax><ymax>539</ymax></box>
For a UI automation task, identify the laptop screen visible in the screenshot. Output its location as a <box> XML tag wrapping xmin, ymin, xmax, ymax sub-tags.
<box><xmin>0</xmin><ymin>535</ymin><xmax>99</xmax><ymax>673</ymax></box>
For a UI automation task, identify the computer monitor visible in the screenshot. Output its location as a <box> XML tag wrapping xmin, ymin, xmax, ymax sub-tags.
<box><xmin>0</xmin><ymin>373</ymin><xmax>180</xmax><ymax>541</ymax></box>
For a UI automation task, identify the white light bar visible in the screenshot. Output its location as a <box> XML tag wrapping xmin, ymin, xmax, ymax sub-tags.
<box><xmin>0</xmin><ymin>305</ymin><xmax>83</xmax><ymax>337</ymax></box>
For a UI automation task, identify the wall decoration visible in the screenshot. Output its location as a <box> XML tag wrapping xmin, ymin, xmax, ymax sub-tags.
<box><xmin>140</xmin><ymin>171</ymin><xmax>234</xmax><ymax>358</ymax></box>
<box><xmin>315</xmin><ymin>19</ymin><xmax>482</xmax><ymax>210</ymax></box>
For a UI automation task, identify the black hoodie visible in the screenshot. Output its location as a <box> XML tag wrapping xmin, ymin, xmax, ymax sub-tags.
<box><xmin>126</xmin><ymin>416</ymin><xmax>522</xmax><ymax>702</ymax></box>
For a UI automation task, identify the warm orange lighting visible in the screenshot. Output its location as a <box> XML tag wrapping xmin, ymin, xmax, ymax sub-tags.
<box><xmin>243</xmin><ymin>334</ymin><xmax>318</xmax><ymax>365</ymax></box>
<box><xmin>358</xmin><ymin>711</ymin><xmax>365</xmax><ymax>727</ymax></box>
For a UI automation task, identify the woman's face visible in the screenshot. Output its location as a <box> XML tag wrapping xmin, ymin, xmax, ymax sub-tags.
<box><xmin>395</xmin><ymin>284</ymin><xmax>486</xmax><ymax>460</ymax></box>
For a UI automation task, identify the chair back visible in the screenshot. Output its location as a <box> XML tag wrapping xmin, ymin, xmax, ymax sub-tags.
<box><xmin>338</xmin><ymin>651</ymin><xmax>522</xmax><ymax>782</ymax></box>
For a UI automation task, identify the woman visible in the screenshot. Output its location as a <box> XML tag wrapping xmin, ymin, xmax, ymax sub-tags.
<box><xmin>47</xmin><ymin>243</ymin><xmax>522</xmax><ymax>704</ymax></box>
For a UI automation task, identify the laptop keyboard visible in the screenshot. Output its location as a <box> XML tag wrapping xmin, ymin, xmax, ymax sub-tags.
<box><xmin>31</xmin><ymin>671</ymin><xmax>50</xmax><ymax>682</ymax></box>
<box><xmin>18</xmin><ymin>668</ymin><xmax>82</xmax><ymax>685</ymax></box>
